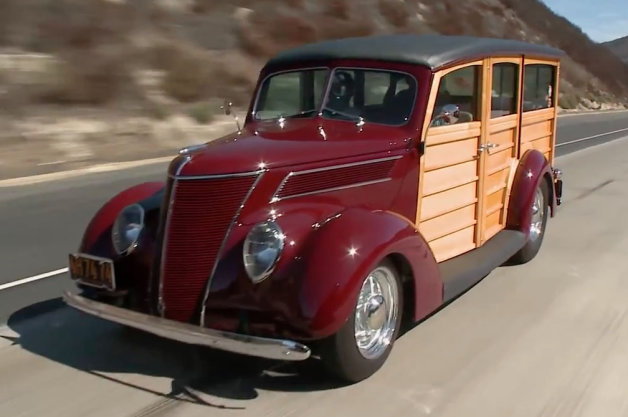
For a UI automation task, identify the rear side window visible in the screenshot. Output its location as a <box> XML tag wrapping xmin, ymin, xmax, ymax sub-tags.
<box><xmin>431</xmin><ymin>65</ymin><xmax>481</xmax><ymax>127</ymax></box>
<box><xmin>491</xmin><ymin>63</ymin><xmax>519</xmax><ymax>118</ymax></box>
<box><xmin>523</xmin><ymin>64</ymin><xmax>556</xmax><ymax>112</ymax></box>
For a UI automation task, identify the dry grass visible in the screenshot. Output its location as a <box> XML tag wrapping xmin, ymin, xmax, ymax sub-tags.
<box><xmin>154</xmin><ymin>41</ymin><xmax>258</xmax><ymax>104</ymax></box>
<box><xmin>38</xmin><ymin>47</ymin><xmax>131</xmax><ymax>105</ymax></box>
<box><xmin>378</xmin><ymin>0</ymin><xmax>410</xmax><ymax>28</ymax></box>
<box><xmin>1</xmin><ymin>0</ymin><xmax>627</xmax><ymax>112</ymax></box>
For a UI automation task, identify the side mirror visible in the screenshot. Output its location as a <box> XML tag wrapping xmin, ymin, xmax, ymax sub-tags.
<box><xmin>221</xmin><ymin>99</ymin><xmax>233</xmax><ymax>116</ymax></box>
<box><xmin>220</xmin><ymin>99</ymin><xmax>241</xmax><ymax>134</ymax></box>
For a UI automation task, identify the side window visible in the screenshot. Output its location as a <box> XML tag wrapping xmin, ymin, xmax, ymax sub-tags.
<box><xmin>364</xmin><ymin>72</ymin><xmax>390</xmax><ymax>106</ymax></box>
<box><xmin>431</xmin><ymin>66</ymin><xmax>481</xmax><ymax>127</ymax></box>
<box><xmin>491</xmin><ymin>63</ymin><xmax>519</xmax><ymax>118</ymax></box>
<box><xmin>523</xmin><ymin>64</ymin><xmax>556</xmax><ymax>112</ymax></box>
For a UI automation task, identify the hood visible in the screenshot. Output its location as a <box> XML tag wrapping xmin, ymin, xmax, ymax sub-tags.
<box><xmin>177</xmin><ymin>118</ymin><xmax>413</xmax><ymax>176</ymax></box>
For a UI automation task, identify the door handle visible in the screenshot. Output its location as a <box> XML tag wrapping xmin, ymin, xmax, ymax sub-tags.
<box><xmin>478</xmin><ymin>143</ymin><xmax>499</xmax><ymax>153</ymax></box>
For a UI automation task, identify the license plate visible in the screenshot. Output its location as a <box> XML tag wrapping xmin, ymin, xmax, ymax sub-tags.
<box><xmin>68</xmin><ymin>253</ymin><xmax>116</xmax><ymax>291</ymax></box>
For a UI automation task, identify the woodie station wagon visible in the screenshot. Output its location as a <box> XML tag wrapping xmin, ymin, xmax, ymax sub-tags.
<box><xmin>65</xmin><ymin>35</ymin><xmax>564</xmax><ymax>382</ymax></box>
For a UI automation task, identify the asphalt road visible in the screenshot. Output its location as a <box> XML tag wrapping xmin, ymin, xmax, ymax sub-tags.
<box><xmin>0</xmin><ymin>110</ymin><xmax>627</xmax><ymax>416</ymax></box>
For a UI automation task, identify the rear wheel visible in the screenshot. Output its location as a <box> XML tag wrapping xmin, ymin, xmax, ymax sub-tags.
<box><xmin>320</xmin><ymin>259</ymin><xmax>403</xmax><ymax>383</ymax></box>
<box><xmin>510</xmin><ymin>180</ymin><xmax>549</xmax><ymax>264</ymax></box>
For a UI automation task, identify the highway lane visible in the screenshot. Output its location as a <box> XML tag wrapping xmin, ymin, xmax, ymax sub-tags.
<box><xmin>0</xmin><ymin>109</ymin><xmax>626</xmax><ymax>323</ymax></box>
<box><xmin>2</xmin><ymin>120</ymin><xmax>628</xmax><ymax>416</ymax></box>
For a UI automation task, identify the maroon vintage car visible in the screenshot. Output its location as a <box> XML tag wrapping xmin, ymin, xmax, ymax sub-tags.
<box><xmin>65</xmin><ymin>34</ymin><xmax>563</xmax><ymax>382</ymax></box>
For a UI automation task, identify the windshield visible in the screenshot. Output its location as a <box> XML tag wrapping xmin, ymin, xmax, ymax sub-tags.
<box><xmin>255</xmin><ymin>69</ymin><xmax>329</xmax><ymax>120</ymax></box>
<box><xmin>322</xmin><ymin>69</ymin><xmax>417</xmax><ymax>125</ymax></box>
<box><xmin>254</xmin><ymin>68</ymin><xmax>417</xmax><ymax>126</ymax></box>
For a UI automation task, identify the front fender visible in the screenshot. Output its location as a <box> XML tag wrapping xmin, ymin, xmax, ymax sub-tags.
<box><xmin>79</xmin><ymin>181</ymin><xmax>165</xmax><ymax>255</ymax></box>
<box><xmin>506</xmin><ymin>150</ymin><xmax>554</xmax><ymax>236</ymax></box>
<box><xmin>298</xmin><ymin>208</ymin><xmax>442</xmax><ymax>338</ymax></box>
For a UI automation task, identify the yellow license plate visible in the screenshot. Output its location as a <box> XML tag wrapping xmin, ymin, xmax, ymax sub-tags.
<box><xmin>68</xmin><ymin>253</ymin><xmax>116</xmax><ymax>291</ymax></box>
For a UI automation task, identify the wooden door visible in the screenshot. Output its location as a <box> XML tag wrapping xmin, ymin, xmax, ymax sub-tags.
<box><xmin>417</xmin><ymin>62</ymin><xmax>484</xmax><ymax>262</ymax></box>
<box><xmin>478</xmin><ymin>58</ymin><xmax>522</xmax><ymax>243</ymax></box>
<box><xmin>520</xmin><ymin>59</ymin><xmax>560</xmax><ymax>166</ymax></box>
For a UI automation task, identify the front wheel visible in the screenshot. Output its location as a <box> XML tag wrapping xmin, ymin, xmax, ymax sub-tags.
<box><xmin>509</xmin><ymin>180</ymin><xmax>549</xmax><ymax>264</ymax></box>
<box><xmin>319</xmin><ymin>259</ymin><xmax>403</xmax><ymax>383</ymax></box>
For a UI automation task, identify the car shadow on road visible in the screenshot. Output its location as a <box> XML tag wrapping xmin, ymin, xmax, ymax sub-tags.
<box><xmin>5</xmin><ymin>299</ymin><xmax>344</xmax><ymax>409</ymax></box>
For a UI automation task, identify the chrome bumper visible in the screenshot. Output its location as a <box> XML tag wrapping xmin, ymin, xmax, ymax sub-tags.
<box><xmin>63</xmin><ymin>291</ymin><xmax>311</xmax><ymax>361</ymax></box>
<box><xmin>553</xmin><ymin>168</ymin><xmax>563</xmax><ymax>206</ymax></box>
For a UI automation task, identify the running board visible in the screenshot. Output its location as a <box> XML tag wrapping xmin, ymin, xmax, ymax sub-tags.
<box><xmin>440</xmin><ymin>230</ymin><xmax>526</xmax><ymax>303</ymax></box>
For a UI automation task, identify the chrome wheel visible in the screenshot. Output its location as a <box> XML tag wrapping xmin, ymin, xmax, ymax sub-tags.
<box><xmin>354</xmin><ymin>265</ymin><xmax>399</xmax><ymax>360</ymax></box>
<box><xmin>529</xmin><ymin>186</ymin><xmax>545</xmax><ymax>242</ymax></box>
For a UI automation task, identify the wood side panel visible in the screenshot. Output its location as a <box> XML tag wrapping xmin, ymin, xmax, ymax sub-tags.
<box><xmin>474</xmin><ymin>58</ymin><xmax>491</xmax><ymax>245</ymax></box>
<box><xmin>501</xmin><ymin>154</ymin><xmax>520</xmax><ymax>226</ymax></box>
<box><xmin>424</xmin><ymin>137</ymin><xmax>479</xmax><ymax>172</ymax></box>
<box><xmin>550</xmin><ymin>62</ymin><xmax>560</xmax><ymax>164</ymax></box>
<box><xmin>485</xmin><ymin>148</ymin><xmax>511</xmax><ymax>174</ymax></box>
<box><xmin>521</xmin><ymin>120</ymin><xmax>552</xmax><ymax>143</ymax></box>
<box><xmin>521</xmin><ymin>107</ymin><xmax>554</xmax><ymax>125</ymax></box>
<box><xmin>489</xmin><ymin>114</ymin><xmax>518</xmax><ymax>134</ymax></box>
<box><xmin>420</xmin><ymin>204</ymin><xmax>477</xmax><ymax>242</ymax></box>
<box><xmin>483</xmin><ymin>211</ymin><xmax>503</xmax><ymax>241</ymax></box>
<box><xmin>425</xmin><ymin>122</ymin><xmax>482</xmax><ymax>146</ymax></box>
<box><xmin>489</xmin><ymin>129</ymin><xmax>517</xmax><ymax>151</ymax></box>
<box><xmin>520</xmin><ymin>136</ymin><xmax>551</xmax><ymax>154</ymax></box>
<box><xmin>420</xmin><ymin>181</ymin><xmax>478</xmax><ymax>222</ymax></box>
<box><xmin>415</xmin><ymin>71</ymin><xmax>444</xmax><ymax>226</ymax></box>
<box><xmin>422</xmin><ymin>160</ymin><xmax>478</xmax><ymax>195</ymax></box>
<box><xmin>485</xmin><ymin>189</ymin><xmax>505</xmax><ymax>214</ymax></box>
<box><xmin>428</xmin><ymin>226</ymin><xmax>476</xmax><ymax>262</ymax></box>
<box><xmin>484</xmin><ymin>168</ymin><xmax>509</xmax><ymax>195</ymax></box>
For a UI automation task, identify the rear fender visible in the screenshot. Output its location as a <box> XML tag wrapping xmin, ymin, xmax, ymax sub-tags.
<box><xmin>298</xmin><ymin>208</ymin><xmax>442</xmax><ymax>338</ymax></box>
<box><xmin>506</xmin><ymin>150</ymin><xmax>554</xmax><ymax>236</ymax></box>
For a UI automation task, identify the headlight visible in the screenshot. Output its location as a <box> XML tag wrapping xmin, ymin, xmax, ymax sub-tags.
<box><xmin>243</xmin><ymin>221</ymin><xmax>284</xmax><ymax>283</ymax></box>
<box><xmin>112</xmin><ymin>204</ymin><xmax>145</xmax><ymax>255</ymax></box>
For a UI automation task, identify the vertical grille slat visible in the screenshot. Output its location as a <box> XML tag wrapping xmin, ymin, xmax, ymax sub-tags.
<box><xmin>160</xmin><ymin>175</ymin><xmax>257</xmax><ymax>322</ymax></box>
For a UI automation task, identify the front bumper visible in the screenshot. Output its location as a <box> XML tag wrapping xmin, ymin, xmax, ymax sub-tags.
<box><xmin>63</xmin><ymin>291</ymin><xmax>311</xmax><ymax>361</ymax></box>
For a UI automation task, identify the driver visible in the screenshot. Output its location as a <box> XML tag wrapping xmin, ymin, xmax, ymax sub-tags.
<box><xmin>327</xmin><ymin>71</ymin><xmax>355</xmax><ymax>112</ymax></box>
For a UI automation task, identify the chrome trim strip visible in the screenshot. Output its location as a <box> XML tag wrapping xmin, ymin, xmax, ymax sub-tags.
<box><xmin>64</xmin><ymin>291</ymin><xmax>310</xmax><ymax>361</ymax></box>
<box><xmin>169</xmin><ymin>170</ymin><xmax>264</xmax><ymax>180</ymax></box>
<box><xmin>271</xmin><ymin>155</ymin><xmax>402</xmax><ymax>202</ymax></box>
<box><xmin>158</xmin><ymin>155</ymin><xmax>190</xmax><ymax>316</ymax></box>
<box><xmin>199</xmin><ymin>170</ymin><xmax>266</xmax><ymax>327</ymax></box>
<box><xmin>275</xmin><ymin>177</ymin><xmax>392</xmax><ymax>202</ymax></box>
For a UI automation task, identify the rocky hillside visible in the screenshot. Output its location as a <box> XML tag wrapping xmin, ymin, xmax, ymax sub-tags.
<box><xmin>604</xmin><ymin>36</ymin><xmax>628</xmax><ymax>64</ymax></box>
<box><xmin>1</xmin><ymin>0</ymin><xmax>627</xmax><ymax>115</ymax></box>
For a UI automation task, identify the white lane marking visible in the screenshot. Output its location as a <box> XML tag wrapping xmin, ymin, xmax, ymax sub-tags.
<box><xmin>0</xmin><ymin>156</ymin><xmax>172</xmax><ymax>188</ymax></box>
<box><xmin>0</xmin><ymin>268</ymin><xmax>68</xmax><ymax>291</ymax></box>
<box><xmin>556</xmin><ymin>127</ymin><xmax>628</xmax><ymax>148</ymax></box>
<box><xmin>558</xmin><ymin>109</ymin><xmax>628</xmax><ymax>118</ymax></box>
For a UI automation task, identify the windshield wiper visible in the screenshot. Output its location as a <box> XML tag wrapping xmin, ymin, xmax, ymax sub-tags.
<box><xmin>288</xmin><ymin>109</ymin><xmax>320</xmax><ymax>118</ymax></box>
<box><xmin>321</xmin><ymin>106</ymin><xmax>362</xmax><ymax>122</ymax></box>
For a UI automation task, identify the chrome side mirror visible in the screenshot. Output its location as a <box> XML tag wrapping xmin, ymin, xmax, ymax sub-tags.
<box><xmin>221</xmin><ymin>99</ymin><xmax>233</xmax><ymax>116</ymax></box>
<box><xmin>220</xmin><ymin>99</ymin><xmax>241</xmax><ymax>134</ymax></box>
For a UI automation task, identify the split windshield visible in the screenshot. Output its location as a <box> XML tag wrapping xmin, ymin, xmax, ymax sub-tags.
<box><xmin>254</xmin><ymin>68</ymin><xmax>417</xmax><ymax>126</ymax></box>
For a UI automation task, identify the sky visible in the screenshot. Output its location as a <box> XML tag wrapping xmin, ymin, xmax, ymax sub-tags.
<box><xmin>542</xmin><ymin>0</ymin><xmax>628</xmax><ymax>42</ymax></box>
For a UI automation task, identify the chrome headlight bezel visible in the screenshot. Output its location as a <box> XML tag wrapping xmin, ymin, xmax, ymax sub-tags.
<box><xmin>243</xmin><ymin>221</ymin><xmax>285</xmax><ymax>283</ymax></box>
<box><xmin>111</xmin><ymin>204</ymin><xmax>145</xmax><ymax>255</ymax></box>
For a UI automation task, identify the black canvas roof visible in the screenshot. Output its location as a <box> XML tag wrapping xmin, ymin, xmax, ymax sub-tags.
<box><xmin>264</xmin><ymin>34</ymin><xmax>563</xmax><ymax>70</ymax></box>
